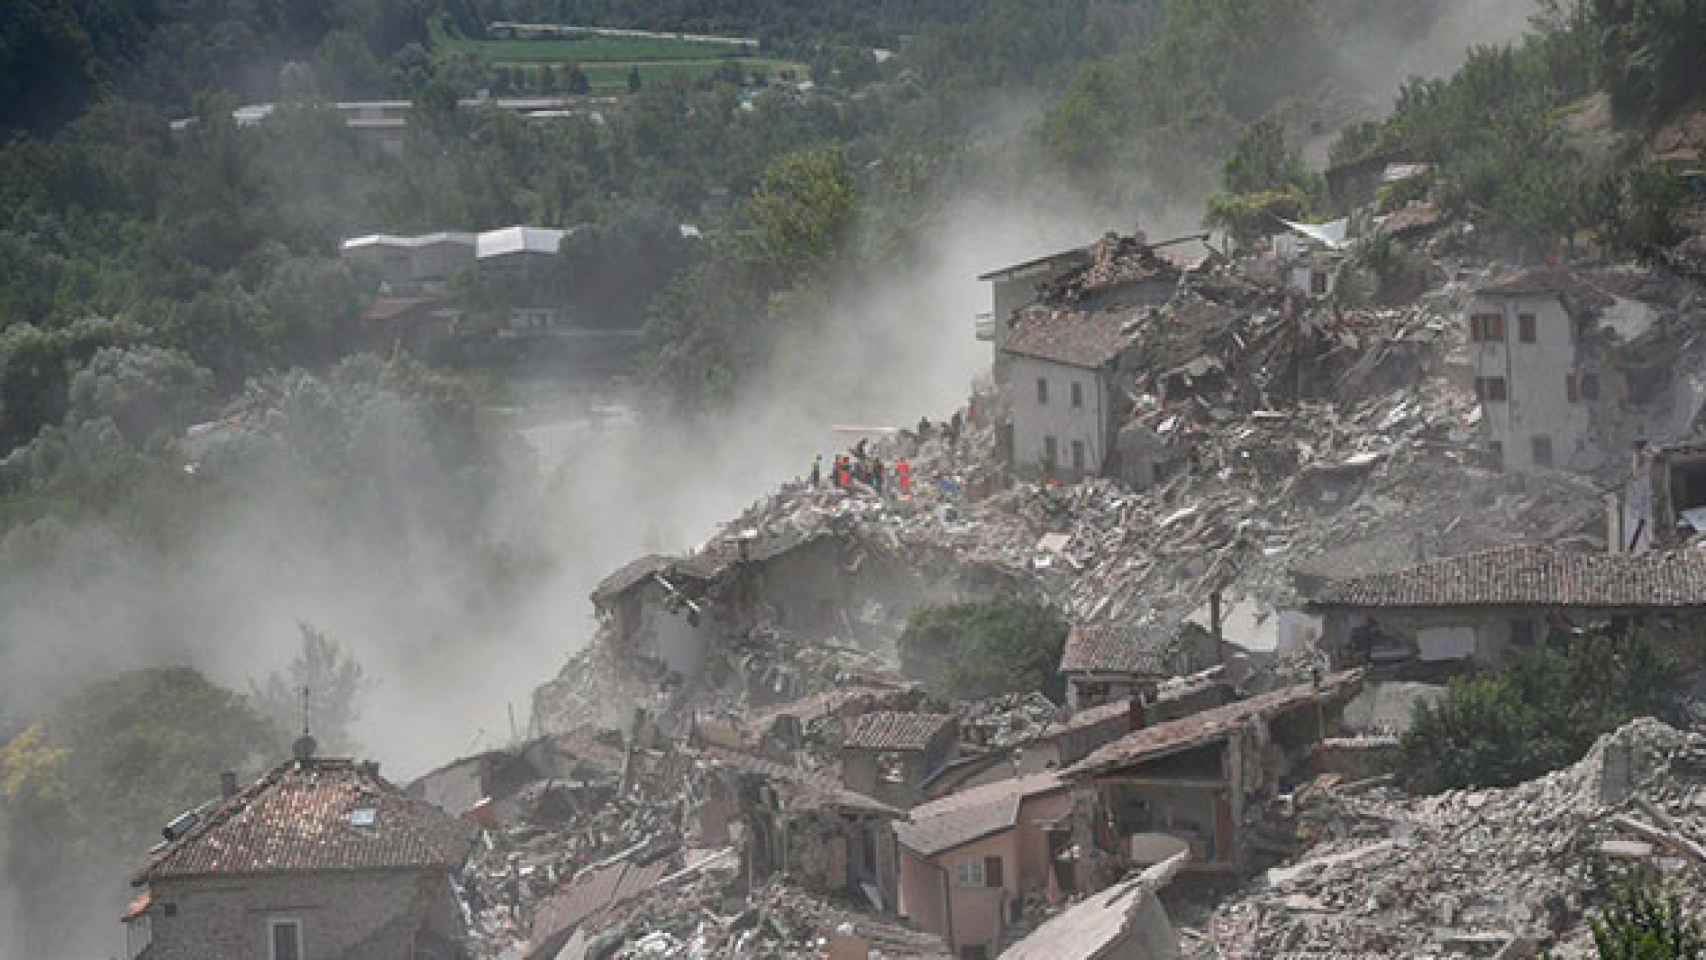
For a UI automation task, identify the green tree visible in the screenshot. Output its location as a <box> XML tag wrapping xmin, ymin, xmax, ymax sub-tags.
<box><xmin>65</xmin><ymin>345</ymin><xmax>213</xmax><ymax>446</ymax></box>
<box><xmin>1400</xmin><ymin>626</ymin><xmax>1686</xmax><ymax>794</ymax></box>
<box><xmin>249</xmin><ymin>623</ymin><xmax>372</xmax><ymax>756</ymax></box>
<box><xmin>743</xmin><ymin>147</ymin><xmax>857</xmax><ymax>284</ymax></box>
<box><xmin>1589</xmin><ymin>877</ymin><xmax>1706</xmax><ymax>960</ymax></box>
<box><xmin>898</xmin><ymin>598</ymin><xmax>1069</xmax><ymax>702</ymax></box>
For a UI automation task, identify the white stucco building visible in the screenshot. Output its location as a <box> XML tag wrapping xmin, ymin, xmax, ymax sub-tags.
<box><xmin>975</xmin><ymin>247</ymin><xmax>1093</xmax><ymax>382</ymax></box>
<box><xmin>1467</xmin><ymin>269</ymin><xmax>1614</xmax><ymax>473</ymax></box>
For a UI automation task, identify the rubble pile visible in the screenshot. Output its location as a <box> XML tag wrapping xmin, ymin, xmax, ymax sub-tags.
<box><xmin>1198</xmin><ymin>719</ymin><xmax>1706</xmax><ymax>959</ymax></box>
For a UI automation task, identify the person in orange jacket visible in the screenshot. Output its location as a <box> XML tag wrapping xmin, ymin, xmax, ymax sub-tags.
<box><xmin>836</xmin><ymin>455</ymin><xmax>851</xmax><ymax>489</ymax></box>
<box><xmin>896</xmin><ymin>457</ymin><xmax>912</xmax><ymax>496</ymax></box>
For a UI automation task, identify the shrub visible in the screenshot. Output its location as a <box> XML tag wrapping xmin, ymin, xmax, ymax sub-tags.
<box><xmin>898</xmin><ymin>598</ymin><xmax>1068</xmax><ymax>702</ymax></box>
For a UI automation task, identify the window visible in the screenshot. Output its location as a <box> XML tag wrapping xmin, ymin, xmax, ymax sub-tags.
<box><xmin>1474</xmin><ymin>376</ymin><xmax>1507</xmax><ymax>403</ymax></box>
<box><xmin>1071</xmin><ymin>440</ymin><xmax>1086</xmax><ymax>472</ymax></box>
<box><xmin>955</xmin><ymin>859</ymin><xmax>986</xmax><ymax>887</ymax></box>
<box><xmin>1488</xmin><ymin>440</ymin><xmax>1504</xmax><ymax>468</ymax></box>
<box><xmin>1310</xmin><ymin>270</ymin><xmax>1328</xmax><ymax>295</ymax></box>
<box><xmin>1036</xmin><ymin>377</ymin><xmax>1048</xmax><ymax>405</ymax></box>
<box><xmin>1581</xmin><ymin>372</ymin><xmax>1601</xmax><ymax>402</ymax></box>
<box><xmin>1518</xmin><ymin>313</ymin><xmax>1537</xmax><ymax>343</ymax></box>
<box><xmin>1469</xmin><ymin>313</ymin><xmax>1506</xmax><ymax>342</ymax></box>
<box><xmin>1531</xmin><ymin>434</ymin><xmax>1554</xmax><ymax>467</ymax></box>
<box><xmin>1510</xmin><ymin>619</ymin><xmax>1536</xmax><ymax>647</ymax></box>
<box><xmin>1043</xmin><ymin>436</ymin><xmax>1057</xmax><ymax>467</ymax></box>
<box><xmin>1566</xmin><ymin>372</ymin><xmax>1580</xmax><ymax>404</ymax></box>
<box><xmin>269</xmin><ymin>919</ymin><xmax>302</xmax><ymax>960</ymax></box>
<box><xmin>984</xmin><ymin>855</ymin><xmax>1005</xmax><ymax>888</ymax></box>
<box><xmin>1070</xmin><ymin>381</ymin><xmax>1084</xmax><ymax>409</ymax></box>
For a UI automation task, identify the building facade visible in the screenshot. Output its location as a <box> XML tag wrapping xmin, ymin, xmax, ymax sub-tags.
<box><xmin>126</xmin><ymin>750</ymin><xmax>475</xmax><ymax>960</ymax></box>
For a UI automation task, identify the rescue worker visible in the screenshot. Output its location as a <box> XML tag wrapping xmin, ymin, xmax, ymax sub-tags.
<box><xmin>836</xmin><ymin>455</ymin><xmax>851</xmax><ymax>489</ymax></box>
<box><xmin>871</xmin><ymin>455</ymin><xmax>884</xmax><ymax>494</ymax></box>
<box><xmin>896</xmin><ymin>457</ymin><xmax>912</xmax><ymax>496</ymax></box>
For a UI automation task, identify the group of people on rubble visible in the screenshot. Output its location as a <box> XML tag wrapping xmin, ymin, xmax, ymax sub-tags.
<box><xmin>810</xmin><ymin>436</ymin><xmax>913</xmax><ymax>497</ymax></box>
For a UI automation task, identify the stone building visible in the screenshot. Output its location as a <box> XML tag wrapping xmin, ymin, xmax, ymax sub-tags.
<box><xmin>125</xmin><ymin>743</ymin><xmax>475</xmax><ymax>960</ymax></box>
<box><xmin>1060</xmin><ymin>672</ymin><xmax>1363</xmax><ymax>878</ymax></box>
<box><xmin>1466</xmin><ymin>269</ymin><xmax>1616</xmax><ymax>472</ymax></box>
<box><xmin>841</xmin><ymin>712</ymin><xmax>960</xmax><ymax>809</ymax></box>
<box><xmin>976</xmin><ymin>245</ymin><xmax>1095</xmax><ymax>382</ymax></box>
<box><xmin>1059</xmin><ymin>622</ymin><xmax>1219</xmax><ymax>712</ymax></box>
<box><xmin>1309</xmin><ymin>544</ymin><xmax>1706</xmax><ymax>673</ymax></box>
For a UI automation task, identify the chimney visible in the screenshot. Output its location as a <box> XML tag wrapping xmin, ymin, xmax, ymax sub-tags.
<box><xmin>1127</xmin><ymin>697</ymin><xmax>1147</xmax><ymax>732</ymax></box>
<box><xmin>220</xmin><ymin>771</ymin><xmax>238</xmax><ymax>799</ymax></box>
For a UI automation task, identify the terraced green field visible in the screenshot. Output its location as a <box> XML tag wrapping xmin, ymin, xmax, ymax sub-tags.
<box><xmin>432</xmin><ymin>25</ymin><xmax>806</xmax><ymax>93</ymax></box>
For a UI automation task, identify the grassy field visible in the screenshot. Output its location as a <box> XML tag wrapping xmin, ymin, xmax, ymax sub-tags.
<box><xmin>432</xmin><ymin>24</ymin><xmax>806</xmax><ymax>93</ymax></box>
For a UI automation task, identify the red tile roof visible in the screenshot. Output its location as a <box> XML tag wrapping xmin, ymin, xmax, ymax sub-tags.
<box><xmin>1477</xmin><ymin>268</ymin><xmax>1615</xmax><ymax>312</ymax></box>
<box><xmin>1003</xmin><ymin>305</ymin><xmax>1145</xmax><ymax>370</ymax></box>
<box><xmin>1062</xmin><ymin>671</ymin><xmax>1364</xmax><ymax>780</ymax></box>
<box><xmin>1060</xmin><ymin>623</ymin><xmax>1176</xmax><ymax>676</ymax></box>
<box><xmin>1310</xmin><ymin>545</ymin><xmax>1706</xmax><ymax>609</ymax></box>
<box><xmin>844</xmin><ymin>712</ymin><xmax>956</xmax><ymax>752</ymax></box>
<box><xmin>135</xmin><ymin>757</ymin><xmax>475</xmax><ymax>882</ymax></box>
<box><xmin>895</xmin><ymin>772</ymin><xmax>1066</xmax><ymax>856</ymax></box>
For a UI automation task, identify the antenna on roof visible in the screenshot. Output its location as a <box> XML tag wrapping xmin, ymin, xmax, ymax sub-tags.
<box><xmin>291</xmin><ymin>683</ymin><xmax>317</xmax><ymax>762</ymax></box>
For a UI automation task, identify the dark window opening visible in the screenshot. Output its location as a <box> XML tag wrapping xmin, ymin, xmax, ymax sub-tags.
<box><xmin>1518</xmin><ymin>313</ymin><xmax>1537</xmax><ymax>342</ymax></box>
<box><xmin>1532</xmin><ymin>434</ymin><xmax>1554</xmax><ymax>467</ymax></box>
<box><xmin>1071</xmin><ymin>440</ymin><xmax>1085</xmax><ymax>472</ymax></box>
<box><xmin>984</xmin><ymin>855</ymin><xmax>1004</xmax><ymax>888</ymax></box>
<box><xmin>1510</xmin><ymin>619</ymin><xmax>1536</xmax><ymax>646</ymax></box>
<box><xmin>1566</xmin><ymin>372</ymin><xmax>1580</xmax><ymax>403</ymax></box>
<box><xmin>1668</xmin><ymin>459</ymin><xmax>1706</xmax><ymax>517</ymax></box>
<box><xmin>1043</xmin><ymin>436</ymin><xmax>1057</xmax><ymax>467</ymax></box>
<box><xmin>1310</xmin><ymin>270</ymin><xmax>1328</xmax><ymax>295</ymax></box>
<box><xmin>1070</xmin><ymin>381</ymin><xmax>1084</xmax><ymax>408</ymax></box>
<box><xmin>1470</xmin><ymin>313</ymin><xmax>1506</xmax><ymax>342</ymax></box>
<box><xmin>1036</xmin><ymin>377</ymin><xmax>1048</xmax><ymax>405</ymax></box>
<box><xmin>1475</xmin><ymin>376</ymin><xmax>1508</xmax><ymax>403</ymax></box>
<box><xmin>960</xmin><ymin>948</ymin><xmax>990</xmax><ymax>960</ymax></box>
<box><xmin>270</xmin><ymin>921</ymin><xmax>301</xmax><ymax>960</ymax></box>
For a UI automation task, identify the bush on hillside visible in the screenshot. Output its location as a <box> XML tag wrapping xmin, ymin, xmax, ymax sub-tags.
<box><xmin>898</xmin><ymin>598</ymin><xmax>1068</xmax><ymax>702</ymax></box>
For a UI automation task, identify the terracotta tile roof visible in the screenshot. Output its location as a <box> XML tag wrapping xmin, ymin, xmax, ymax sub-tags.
<box><xmin>1041</xmin><ymin>234</ymin><xmax>1182</xmax><ymax>302</ymax></box>
<box><xmin>1063</xmin><ymin>671</ymin><xmax>1364</xmax><ymax>780</ymax></box>
<box><xmin>1059</xmin><ymin>623</ymin><xmax>1176</xmax><ymax>676</ymax></box>
<box><xmin>895</xmin><ymin>772</ymin><xmax>1066</xmax><ymax>856</ymax></box>
<box><xmin>1003</xmin><ymin>305</ymin><xmax>1144</xmax><ymax>370</ymax></box>
<box><xmin>135</xmin><ymin>757</ymin><xmax>475</xmax><ymax>882</ymax></box>
<box><xmin>1309</xmin><ymin>545</ymin><xmax>1706</xmax><ymax>609</ymax></box>
<box><xmin>844</xmin><ymin>712</ymin><xmax>956</xmax><ymax>752</ymax></box>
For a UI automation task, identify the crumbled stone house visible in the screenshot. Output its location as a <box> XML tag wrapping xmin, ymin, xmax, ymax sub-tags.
<box><xmin>1060</xmin><ymin>622</ymin><xmax>1219</xmax><ymax>713</ymax></box>
<box><xmin>590</xmin><ymin>530</ymin><xmax>894</xmax><ymax>688</ymax></box>
<box><xmin>690</xmin><ymin>745</ymin><xmax>905</xmax><ymax>912</ymax></box>
<box><xmin>842</xmin><ymin>712</ymin><xmax>960</xmax><ymax>809</ymax></box>
<box><xmin>999</xmin><ymin>852</ymin><xmax>1188</xmax><ymax>960</ymax></box>
<box><xmin>1309</xmin><ymin>544</ymin><xmax>1706</xmax><ymax>675</ymax></box>
<box><xmin>125</xmin><ymin>741</ymin><xmax>475</xmax><ymax>960</ymax></box>
<box><xmin>407</xmin><ymin>736</ymin><xmax>601</xmax><ymax>825</ymax></box>
<box><xmin>1059</xmin><ymin>672</ymin><xmax>1363</xmax><ymax>879</ymax></box>
<box><xmin>976</xmin><ymin>245</ymin><xmax>1094</xmax><ymax>382</ymax></box>
<box><xmin>895</xmin><ymin>772</ymin><xmax>1077</xmax><ymax>958</ymax></box>
<box><xmin>1466</xmin><ymin>268</ymin><xmax>1621</xmax><ymax>472</ymax></box>
<box><xmin>1614</xmin><ymin>440</ymin><xmax>1706</xmax><ymax>552</ymax></box>
<box><xmin>1000</xmin><ymin>235</ymin><xmax>1183</xmax><ymax>482</ymax></box>
<box><xmin>523</xmin><ymin>852</ymin><xmax>673</xmax><ymax>960</ymax></box>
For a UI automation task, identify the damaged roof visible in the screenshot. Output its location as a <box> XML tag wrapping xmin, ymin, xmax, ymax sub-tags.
<box><xmin>591</xmin><ymin>554</ymin><xmax>678</xmax><ymax>601</ymax></box>
<box><xmin>1063</xmin><ymin>671</ymin><xmax>1364</xmax><ymax>780</ymax></box>
<box><xmin>1310</xmin><ymin>545</ymin><xmax>1706</xmax><ymax>609</ymax></box>
<box><xmin>976</xmin><ymin>245</ymin><xmax>1094</xmax><ymax>281</ymax></box>
<box><xmin>1003</xmin><ymin>304</ymin><xmax>1145</xmax><ymax>369</ymax></box>
<box><xmin>698</xmin><ymin>745</ymin><xmax>904</xmax><ymax>818</ymax></box>
<box><xmin>1477</xmin><ymin>268</ymin><xmax>1616</xmax><ymax>313</ymax></box>
<box><xmin>843</xmin><ymin>712</ymin><xmax>956</xmax><ymax>751</ymax></box>
<box><xmin>135</xmin><ymin>757</ymin><xmax>475</xmax><ymax>883</ymax></box>
<box><xmin>1060</xmin><ymin>623</ymin><xmax>1176</xmax><ymax>676</ymax></box>
<box><xmin>894</xmin><ymin>772</ymin><xmax>1066</xmax><ymax>857</ymax></box>
<box><xmin>1038</xmin><ymin>233</ymin><xmax>1183</xmax><ymax>304</ymax></box>
<box><xmin>527</xmin><ymin>854</ymin><xmax>673</xmax><ymax>958</ymax></box>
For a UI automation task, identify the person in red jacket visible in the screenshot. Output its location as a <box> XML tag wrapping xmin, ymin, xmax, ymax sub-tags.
<box><xmin>896</xmin><ymin>457</ymin><xmax>912</xmax><ymax>496</ymax></box>
<box><xmin>836</xmin><ymin>455</ymin><xmax>851</xmax><ymax>489</ymax></box>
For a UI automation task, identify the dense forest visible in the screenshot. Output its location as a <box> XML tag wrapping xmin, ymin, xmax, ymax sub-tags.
<box><xmin>3</xmin><ymin>0</ymin><xmax>1706</xmax><ymax>955</ymax></box>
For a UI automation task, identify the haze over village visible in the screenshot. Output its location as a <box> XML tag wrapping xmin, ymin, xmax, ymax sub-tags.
<box><xmin>3</xmin><ymin>1</ymin><xmax>1706</xmax><ymax>959</ymax></box>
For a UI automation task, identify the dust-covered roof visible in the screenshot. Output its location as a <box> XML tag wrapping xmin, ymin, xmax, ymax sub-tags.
<box><xmin>843</xmin><ymin>712</ymin><xmax>956</xmax><ymax>751</ymax></box>
<box><xmin>1310</xmin><ymin>545</ymin><xmax>1706</xmax><ymax>609</ymax></box>
<box><xmin>894</xmin><ymin>772</ymin><xmax>1066</xmax><ymax>856</ymax></box>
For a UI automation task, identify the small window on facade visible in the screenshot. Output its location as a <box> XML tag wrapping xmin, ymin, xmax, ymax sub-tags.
<box><xmin>1070</xmin><ymin>381</ymin><xmax>1084</xmax><ymax>409</ymax></box>
<box><xmin>269</xmin><ymin>919</ymin><xmax>302</xmax><ymax>960</ymax></box>
<box><xmin>1510</xmin><ymin>619</ymin><xmax>1536</xmax><ymax>646</ymax></box>
<box><xmin>1043</xmin><ymin>436</ymin><xmax>1057</xmax><ymax>467</ymax></box>
<box><xmin>955</xmin><ymin>859</ymin><xmax>986</xmax><ymax>887</ymax></box>
<box><xmin>1566</xmin><ymin>372</ymin><xmax>1580</xmax><ymax>404</ymax></box>
<box><xmin>1071</xmin><ymin>440</ymin><xmax>1086</xmax><ymax>471</ymax></box>
<box><xmin>1470</xmin><ymin>313</ymin><xmax>1506</xmax><ymax>342</ymax></box>
<box><xmin>984</xmin><ymin>855</ymin><xmax>1005</xmax><ymax>888</ymax></box>
<box><xmin>1581</xmin><ymin>372</ymin><xmax>1601</xmax><ymax>402</ymax></box>
<box><xmin>1036</xmin><ymin>377</ymin><xmax>1048</xmax><ymax>405</ymax></box>
<box><xmin>1475</xmin><ymin>376</ymin><xmax>1508</xmax><ymax>403</ymax></box>
<box><xmin>1518</xmin><ymin>313</ymin><xmax>1537</xmax><ymax>343</ymax></box>
<box><xmin>1531</xmin><ymin>434</ymin><xmax>1554</xmax><ymax>467</ymax></box>
<box><xmin>1311</xmin><ymin>270</ymin><xmax>1328</xmax><ymax>295</ymax></box>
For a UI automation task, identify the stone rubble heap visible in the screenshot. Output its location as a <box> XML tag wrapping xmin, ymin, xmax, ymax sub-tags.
<box><xmin>1197</xmin><ymin>718</ymin><xmax>1706</xmax><ymax>959</ymax></box>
